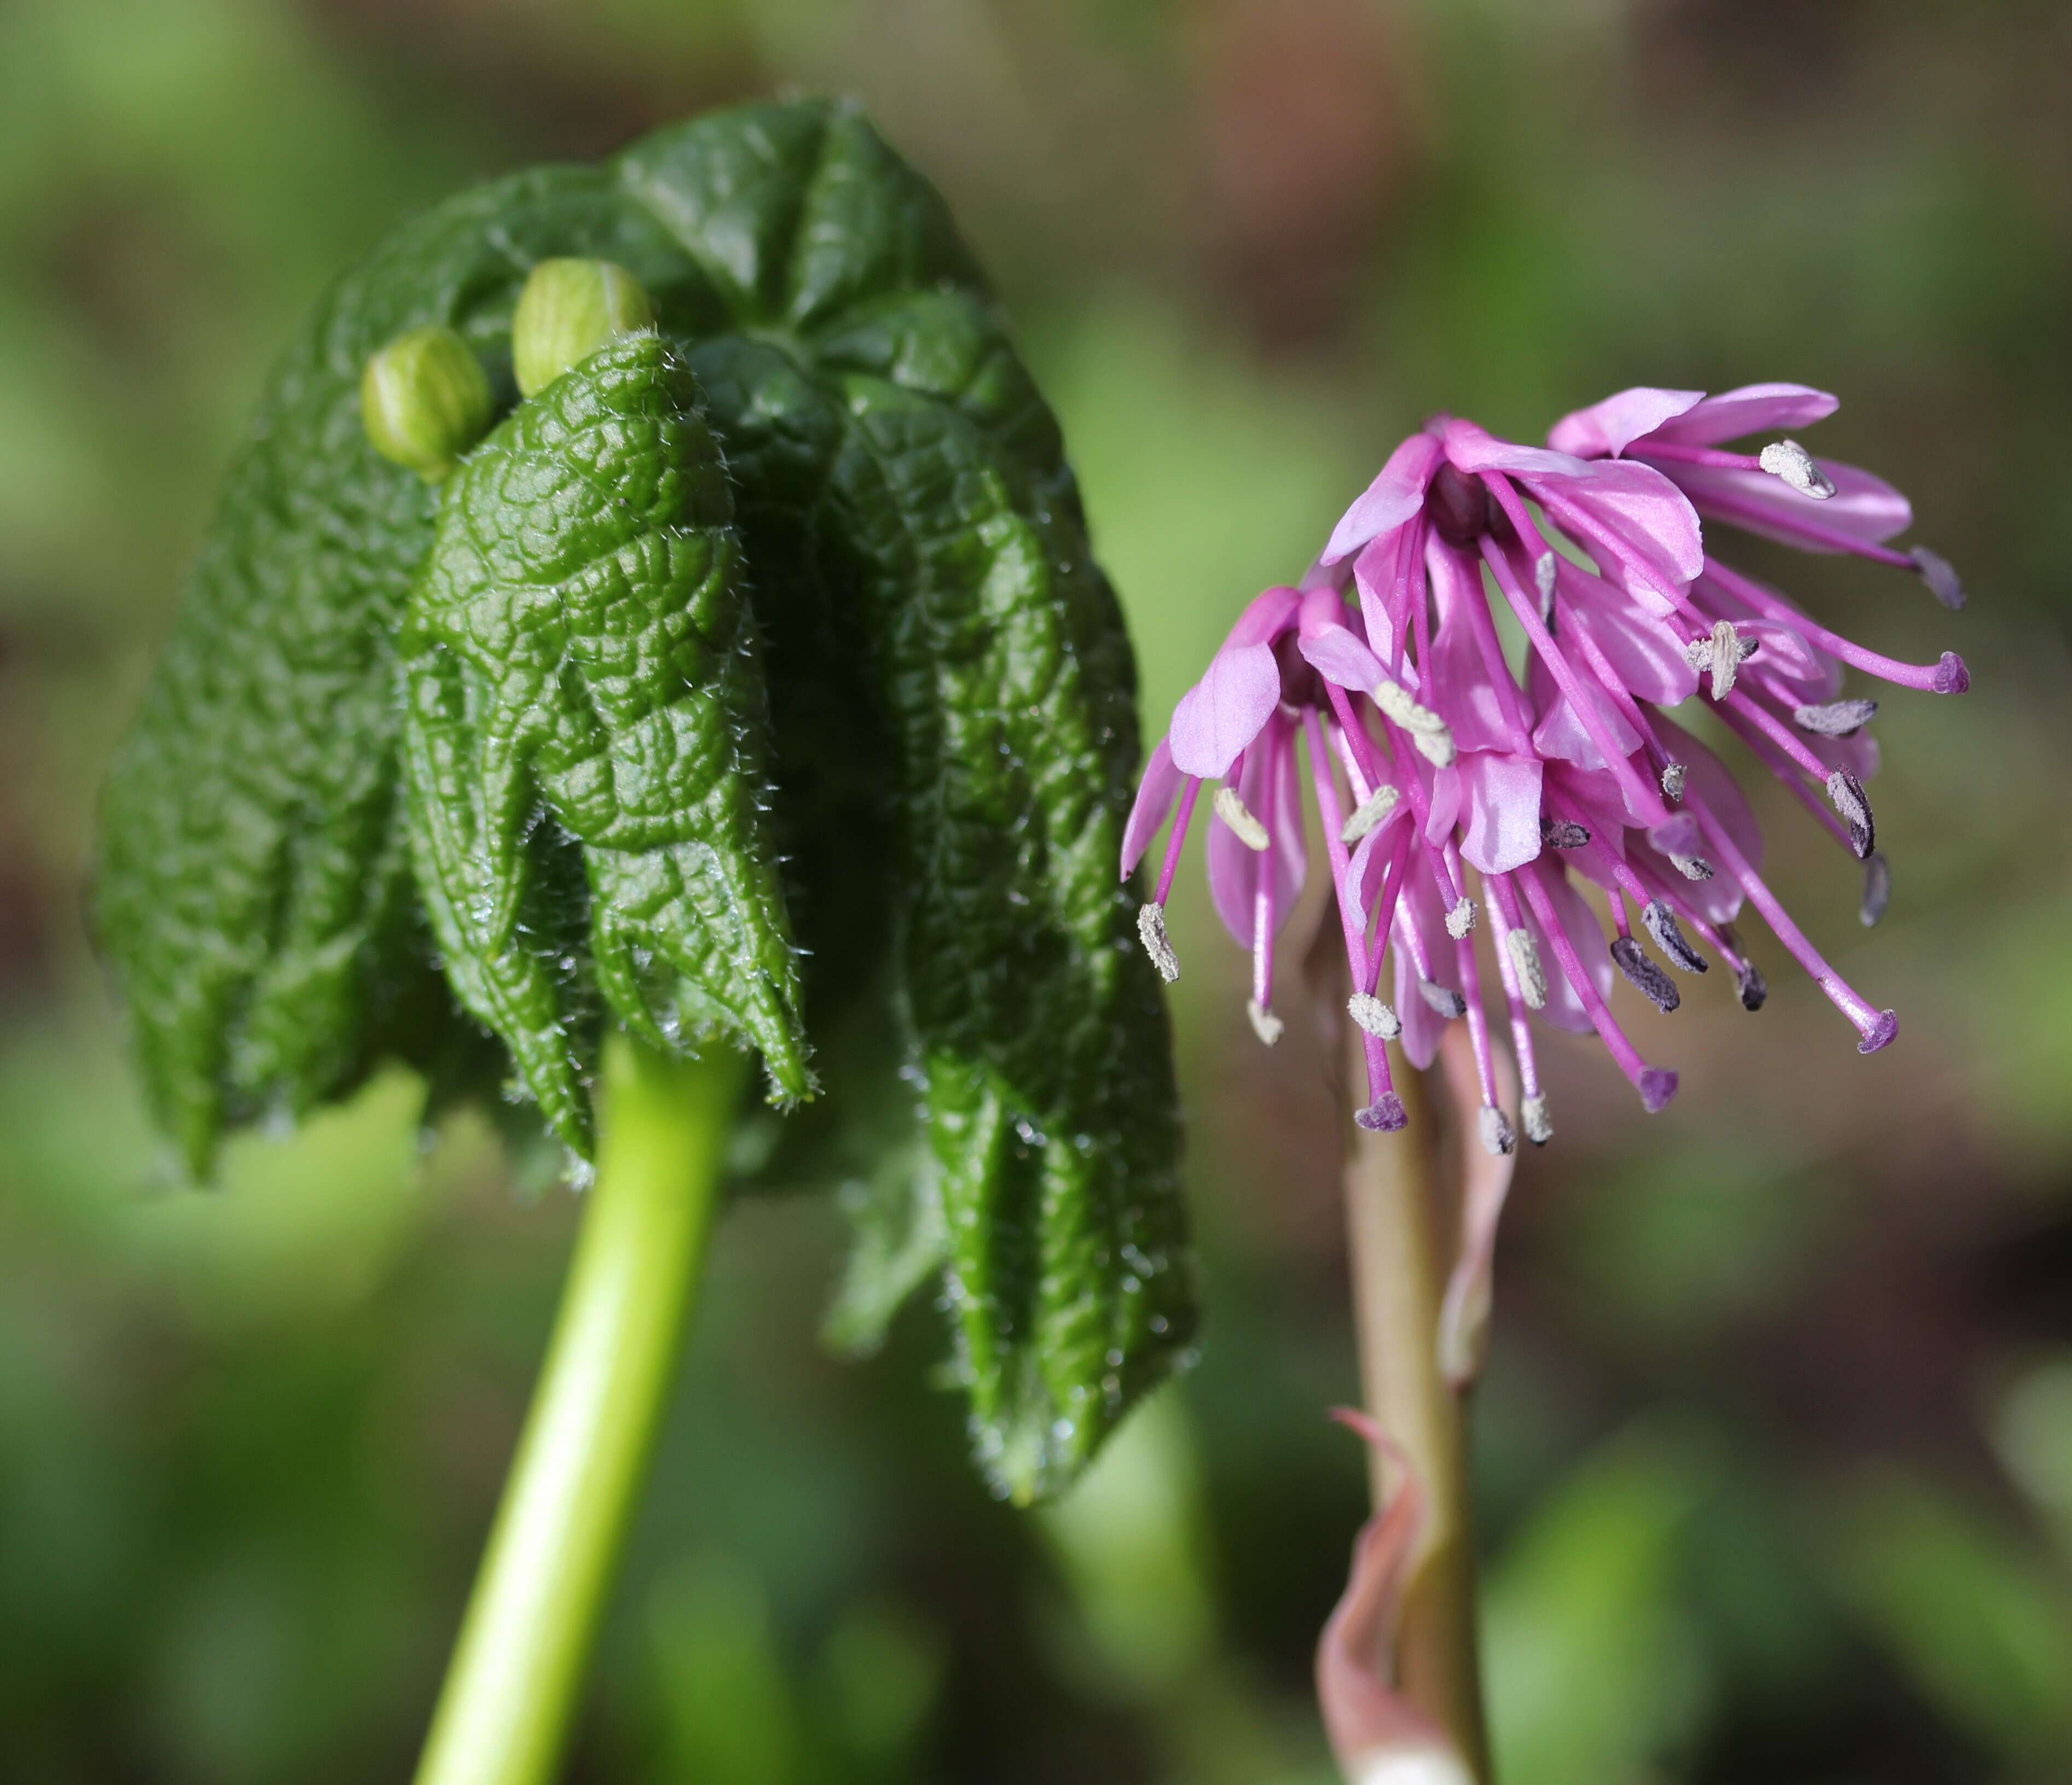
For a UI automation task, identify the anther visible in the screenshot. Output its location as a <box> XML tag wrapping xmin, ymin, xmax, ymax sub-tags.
<box><xmin>1356</xmin><ymin>1092</ymin><xmax>1408</xmax><ymax>1132</ymax></box>
<box><xmin>1612</xmin><ymin>936</ymin><xmax>1680</xmax><ymax>1012</ymax></box>
<box><xmin>1373</xmin><ymin>681</ymin><xmax>1457</xmax><ymax>768</ymax></box>
<box><xmin>1758</xmin><ymin>438</ymin><xmax>1837</xmax><ymax>500</ymax></box>
<box><xmin>1669</xmin><ymin>853</ymin><xmax>1715</xmax><ymax>882</ymax></box>
<box><xmin>1660</xmin><ymin>760</ymin><xmax>1688</xmax><ymax>802</ymax></box>
<box><xmin>1535</xmin><ymin>552</ymin><xmax>1558</xmax><ymax>625</ymax></box>
<box><xmin>1793</xmin><ymin>698</ymin><xmax>1879</xmax><ymax>737</ymax></box>
<box><xmin>1504</xmin><ymin>929</ymin><xmax>1547</xmax><ymax>1009</ymax></box>
<box><xmin>1860</xmin><ymin>850</ymin><xmax>1891</xmax><ymax>927</ymax></box>
<box><xmin>1910</xmin><ymin>546</ymin><xmax>1966</xmax><ymax>611</ymax></box>
<box><xmin>1445</xmin><ymin>897</ymin><xmax>1479</xmax><ymax>940</ymax></box>
<box><xmin>1137</xmin><ymin>901</ymin><xmax>1180</xmax><ymax>982</ymax></box>
<box><xmin>1246</xmin><ymin>998</ymin><xmax>1285</xmax><ymax>1047</ymax></box>
<box><xmin>1521</xmin><ymin>1092</ymin><xmax>1554</xmax><ymax>1145</ymax></box>
<box><xmin>1734</xmin><ymin>958</ymin><xmax>1768</xmax><ymax>1011</ymax></box>
<box><xmin>1641</xmin><ymin>900</ymin><xmax>1708</xmax><ymax>973</ymax></box>
<box><xmin>1214</xmin><ymin>784</ymin><xmax>1270</xmax><ymax>851</ymax></box>
<box><xmin>1347</xmin><ymin>992</ymin><xmax>1402</xmax><ymax>1040</ymax></box>
<box><xmin>1541</xmin><ymin>818</ymin><xmax>1591</xmax><ymax>849</ymax></box>
<box><xmin>1684</xmin><ymin>618</ymin><xmax>1758</xmax><ymax>702</ymax></box>
<box><xmin>1478</xmin><ymin>1105</ymin><xmax>1517</xmax><ymax>1157</ymax></box>
<box><xmin>1419</xmin><ymin>979</ymin><xmax>1468</xmax><ymax>1019</ymax></box>
<box><xmin>1826</xmin><ymin>768</ymin><xmax>1874</xmax><ymax>858</ymax></box>
<box><xmin>1340</xmin><ymin>783</ymin><xmax>1400</xmax><ymax>844</ymax></box>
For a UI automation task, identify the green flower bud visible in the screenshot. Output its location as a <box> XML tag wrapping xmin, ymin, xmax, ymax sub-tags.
<box><xmin>511</xmin><ymin>258</ymin><xmax>656</xmax><ymax>397</ymax></box>
<box><xmin>359</xmin><ymin>324</ymin><xmax>494</xmax><ymax>481</ymax></box>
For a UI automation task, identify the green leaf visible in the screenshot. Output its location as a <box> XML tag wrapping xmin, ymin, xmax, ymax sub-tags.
<box><xmin>400</xmin><ymin>332</ymin><xmax>809</xmax><ymax>1152</ymax></box>
<box><xmin>95</xmin><ymin>97</ymin><xmax>1191</xmax><ymax>1497</ymax></box>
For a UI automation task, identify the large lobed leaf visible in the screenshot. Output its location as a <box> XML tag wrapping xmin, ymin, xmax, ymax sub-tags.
<box><xmin>95</xmin><ymin>98</ymin><xmax>1191</xmax><ymax>1498</ymax></box>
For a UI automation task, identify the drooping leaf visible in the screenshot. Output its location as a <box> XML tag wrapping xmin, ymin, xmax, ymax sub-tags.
<box><xmin>95</xmin><ymin>97</ymin><xmax>1191</xmax><ymax>1498</ymax></box>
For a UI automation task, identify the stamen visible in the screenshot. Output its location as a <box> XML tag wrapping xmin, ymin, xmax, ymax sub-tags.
<box><xmin>1478</xmin><ymin>1106</ymin><xmax>1517</xmax><ymax>1157</ymax></box>
<box><xmin>1340</xmin><ymin>783</ymin><xmax>1400</xmax><ymax>844</ymax></box>
<box><xmin>1372</xmin><ymin>680</ymin><xmax>1456</xmax><ymax>768</ymax></box>
<box><xmin>1660</xmin><ymin>760</ymin><xmax>1688</xmax><ymax>802</ymax></box>
<box><xmin>1154</xmin><ymin>776</ymin><xmax>1203</xmax><ymax>906</ymax></box>
<box><xmin>1541</xmin><ymin>818</ymin><xmax>1591</xmax><ymax>848</ymax></box>
<box><xmin>1793</xmin><ymin>698</ymin><xmax>1879</xmax><ymax>737</ymax></box>
<box><xmin>1535</xmin><ymin>551</ymin><xmax>1558</xmax><ymax>625</ymax></box>
<box><xmin>1419</xmin><ymin>979</ymin><xmax>1468</xmax><ymax>1019</ymax></box>
<box><xmin>1719</xmin><ymin>925</ymin><xmax>1769</xmax><ymax>1011</ymax></box>
<box><xmin>1521</xmin><ymin>1092</ymin><xmax>1553</xmax><ymax>1145</ymax></box>
<box><xmin>1758</xmin><ymin>438</ymin><xmax>1837</xmax><ymax>500</ymax></box>
<box><xmin>1861</xmin><ymin>850</ymin><xmax>1891</xmax><ymax>927</ymax></box>
<box><xmin>1826</xmin><ymin>768</ymin><xmax>1875</xmax><ymax>858</ymax></box>
<box><xmin>1641</xmin><ymin>900</ymin><xmax>1709</xmax><ymax>973</ymax></box>
<box><xmin>1670</xmin><ymin>853</ymin><xmax>1716</xmax><ymax>882</ymax></box>
<box><xmin>1504</xmin><ymin>928</ymin><xmax>1547</xmax><ymax>1010</ymax></box>
<box><xmin>1214</xmin><ymin>783</ymin><xmax>1270</xmax><ymax>851</ymax></box>
<box><xmin>1347</xmin><ymin>992</ymin><xmax>1402</xmax><ymax>1040</ymax></box>
<box><xmin>1246</xmin><ymin>998</ymin><xmax>1284</xmax><ymax>1047</ymax></box>
<box><xmin>1611</xmin><ymin>936</ymin><xmax>1680</xmax><ymax>1012</ymax></box>
<box><xmin>1137</xmin><ymin>901</ymin><xmax>1179</xmax><ymax>982</ymax></box>
<box><xmin>1910</xmin><ymin>546</ymin><xmax>1966</xmax><ymax>611</ymax></box>
<box><xmin>1697</xmin><ymin>561</ymin><xmax>1970</xmax><ymax>696</ymax></box>
<box><xmin>1685</xmin><ymin>617</ymin><xmax>1758</xmax><ymax>701</ymax></box>
<box><xmin>1445</xmin><ymin>896</ymin><xmax>1479</xmax><ymax>939</ymax></box>
<box><xmin>1355</xmin><ymin>1093</ymin><xmax>1408</xmax><ymax>1132</ymax></box>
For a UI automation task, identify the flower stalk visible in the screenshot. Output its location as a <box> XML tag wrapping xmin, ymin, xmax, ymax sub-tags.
<box><xmin>1341</xmin><ymin>1033</ymin><xmax>1490</xmax><ymax>1782</ymax></box>
<box><xmin>413</xmin><ymin>1036</ymin><xmax>746</xmax><ymax>1785</ymax></box>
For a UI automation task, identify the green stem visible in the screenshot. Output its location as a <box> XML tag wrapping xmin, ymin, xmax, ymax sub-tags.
<box><xmin>1342</xmin><ymin>1031</ymin><xmax>1491</xmax><ymax>1781</ymax></box>
<box><xmin>414</xmin><ymin>1035</ymin><xmax>746</xmax><ymax>1785</ymax></box>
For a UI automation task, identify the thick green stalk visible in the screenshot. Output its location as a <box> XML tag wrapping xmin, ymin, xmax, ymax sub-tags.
<box><xmin>1342</xmin><ymin>1035</ymin><xmax>1490</xmax><ymax>1780</ymax></box>
<box><xmin>414</xmin><ymin>1036</ymin><xmax>746</xmax><ymax>1785</ymax></box>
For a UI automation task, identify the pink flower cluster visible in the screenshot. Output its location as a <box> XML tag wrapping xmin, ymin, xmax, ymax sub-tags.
<box><xmin>1122</xmin><ymin>384</ymin><xmax>1968</xmax><ymax>1151</ymax></box>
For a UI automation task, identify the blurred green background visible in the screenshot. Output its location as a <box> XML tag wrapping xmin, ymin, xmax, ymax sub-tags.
<box><xmin>3</xmin><ymin>1</ymin><xmax>2069</xmax><ymax>1780</ymax></box>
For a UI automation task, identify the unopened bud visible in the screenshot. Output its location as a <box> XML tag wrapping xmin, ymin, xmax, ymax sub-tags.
<box><xmin>360</xmin><ymin>324</ymin><xmax>494</xmax><ymax>481</ymax></box>
<box><xmin>512</xmin><ymin>258</ymin><xmax>656</xmax><ymax>397</ymax></box>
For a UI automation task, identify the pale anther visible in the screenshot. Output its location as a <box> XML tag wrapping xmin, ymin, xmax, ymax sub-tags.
<box><xmin>1340</xmin><ymin>783</ymin><xmax>1399</xmax><ymax>844</ymax></box>
<box><xmin>1758</xmin><ymin>438</ymin><xmax>1836</xmax><ymax>500</ymax></box>
<box><xmin>1793</xmin><ymin>698</ymin><xmax>1878</xmax><ymax>737</ymax></box>
<box><xmin>1445</xmin><ymin>896</ymin><xmax>1478</xmax><ymax>939</ymax></box>
<box><xmin>1860</xmin><ymin>850</ymin><xmax>1891</xmax><ymax>928</ymax></box>
<box><xmin>1478</xmin><ymin>1105</ymin><xmax>1516</xmax><ymax>1158</ymax></box>
<box><xmin>1214</xmin><ymin>784</ymin><xmax>1270</xmax><ymax>851</ymax></box>
<box><xmin>1521</xmin><ymin>1092</ymin><xmax>1554</xmax><ymax>1146</ymax></box>
<box><xmin>1347</xmin><ymin>992</ymin><xmax>1402</xmax><ymax>1040</ymax></box>
<box><xmin>1911</xmin><ymin>545</ymin><xmax>1966</xmax><ymax>611</ymax></box>
<box><xmin>1137</xmin><ymin>901</ymin><xmax>1179</xmax><ymax>982</ymax></box>
<box><xmin>1504</xmin><ymin>928</ymin><xmax>1547</xmax><ymax>1009</ymax></box>
<box><xmin>1246</xmin><ymin>998</ymin><xmax>1284</xmax><ymax>1047</ymax></box>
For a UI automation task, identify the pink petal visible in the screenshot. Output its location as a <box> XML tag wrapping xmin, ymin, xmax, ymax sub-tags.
<box><xmin>1422</xmin><ymin>543</ymin><xmax>1519</xmax><ymax>754</ymax></box>
<box><xmin>1528</xmin><ymin>651</ymin><xmax>1642</xmax><ymax>772</ymax></box>
<box><xmin>1642</xmin><ymin>380</ymin><xmax>1838</xmax><ymax>447</ymax></box>
<box><xmin>1206</xmin><ymin>722</ymin><xmax>1306</xmax><ymax>947</ymax></box>
<box><xmin>1315</xmin><ymin>1411</ymin><xmax>1468</xmax><ymax>1785</ymax></box>
<box><xmin>1558</xmin><ymin>566</ymin><xmax>1700</xmax><ymax>705</ymax></box>
<box><xmin>1352</xmin><ymin>521</ymin><xmax>1423</xmax><ymax>664</ymax></box>
<box><xmin>1170</xmin><ymin>641</ymin><xmax>1281</xmax><ymax>778</ymax></box>
<box><xmin>1424</xmin><ymin>764</ymin><xmax>1463</xmax><ymax>850</ymax></box>
<box><xmin>1324</xmin><ymin>432</ymin><xmax>1443</xmax><ymax>566</ymax></box>
<box><xmin>1547</xmin><ymin>386</ymin><xmax>1706</xmax><ymax>459</ymax></box>
<box><xmin>1454</xmin><ymin>750</ymin><xmax>1544</xmax><ymax>875</ymax></box>
<box><xmin>1663</xmin><ymin>458</ymin><xmax>1913</xmax><ymax>549</ymax></box>
<box><xmin>1535</xmin><ymin>459</ymin><xmax>1706</xmax><ymax>594</ymax></box>
<box><xmin>1120</xmin><ymin>735</ymin><xmax>1182</xmax><ymax>877</ymax></box>
<box><xmin>1521</xmin><ymin>863</ymin><xmax>1612</xmax><ymax>1036</ymax></box>
<box><xmin>1440</xmin><ymin>416</ymin><xmax>1591</xmax><ymax>482</ymax></box>
<box><xmin>1299</xmin><ymin>625</ymin><xmax>1385</xmax><ymax>693</ymax></box>
<box><xmin>1392</xmin><ymin>873</ymin><xmax>1451</xmax><ymax>1070</ymax></box>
